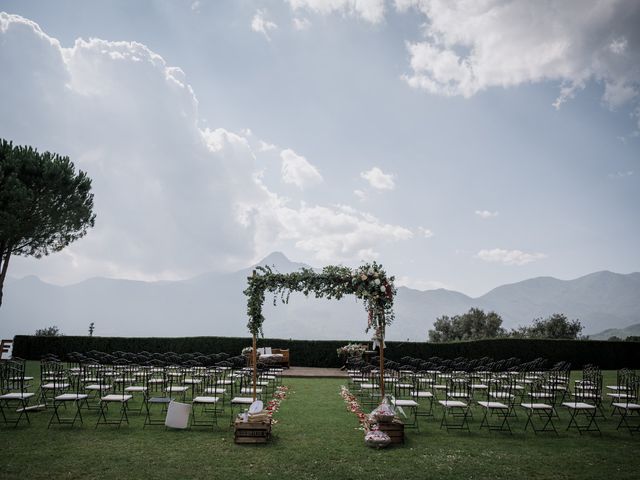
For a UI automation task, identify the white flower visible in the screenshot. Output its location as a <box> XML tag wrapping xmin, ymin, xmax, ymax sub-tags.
<box><xmin>374</xmin><ymin>279</ymin><xmax>381</xmax><ymax>286</ymax></box>
<box><xmin>380</xmin><ymin>286</ymin><xmax>386</xmax><ymax>293</ymax></box>
<box><xmin>367</xmin><ymin>268</ymin><xmax>374</xmax><ymax>275</ymax></box>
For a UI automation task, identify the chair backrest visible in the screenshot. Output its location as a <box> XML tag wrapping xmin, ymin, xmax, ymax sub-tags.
<box><xmin>165</xmin><ymin>401</ymin><xmax>191</xmax><ymax>429</ymax></box>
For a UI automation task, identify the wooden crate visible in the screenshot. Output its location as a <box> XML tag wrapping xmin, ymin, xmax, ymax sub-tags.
<box><xmin>375</xmin><ymin>418</ymin><xmax>404</xmax><ymax>444</ymax></box>
<box><xmin>234</xmin><ymin>419</ymin><xmax>272</xmax><ymax>444</ymax></box>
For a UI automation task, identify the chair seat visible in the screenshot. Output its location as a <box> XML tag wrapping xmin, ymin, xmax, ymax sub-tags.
<box><xmin>55</xmin><ymin>393</ymin><xmax>89</xmax><ymax>401</ymax></box>
<box><xmin>471</xmin><ymin>384</ymin><xmax>488</xmax><ymax>390</ymax></box>
<box><xmin>193</xmin><ymin>396</ymin><xmax>220</xmax><ymax>404</ymax></box>
<box><xmin>0</xmin><ymin>392</ymin><xmax>35</xmax><ymax>400</ymax></box>
<box><xmin>101</xmin><ymin>394</ymin><xmax>133</xmax><ymax>402</ymax></box>
<box><xmin>478</xmin><ymin>401</ymin><xmax>509</xmax><ymax>409</ymax></box>
<box><xmin>165</xmin><ymin>386</ymin><xmax>189</xmax><ymax>393</ymax></box>
<box><xmin>607</xmin><ymin>393</ymin><xmax>632</xmax><ymax>399</ymax></box>
<box><xmin>411</xmin><ymin>391</ymin><xmax>433</xmax><ymax>398</ymax></box>
<box><xmin>562</xmin><ymin>402</ymin><xmax>595</xmax><ymax>410</ymax></box>
<box><xmin>231</xmin><ymin>397</ymin><xmax>254</xmax><ymax>404</ymax></box>
<box><xmin>393</xmin><ymin>399</ymin><xmax>419</xmax><ymax>407</ymax></box>
<box><xmin>124</xmin><ymin>386</ymin><xmax>147</xmax><ymax>392</ymax></box>
<box><xmin>439</xmin><ymin>400</ymin><xmax>467</xmax><ymax>408</ymax></box>
<box><xmin>521</xmin><ymin>402</ymin><xmax>553</xmax><ymax>410</ymax></box>
<box><xmin>360</xmin><ymin>383</ymin><xmax>378</xmax><ymax>390</ymax></box>
<box><xmin>612</xmin><ymin>402</ymin><xmax>640</xmax><ymax>410</ymax></box>
<box><xmin>148</xmin><ymin>396</ymin><xmax>172</xmax><ymax>404</ymax></box>
<box><xmin>42</xmin><ymin>383</ymin><xmax>70</xmax><ymax>389</ymax></box>
<box><xmin>204</xmin><ymin>387</ymin><xmax>227</xmax><ymax>394</ymax></box>
<box><xmin>85</xmin><ymin>384</ymin><xmax>110</xmax><ymax>390</ymax></box>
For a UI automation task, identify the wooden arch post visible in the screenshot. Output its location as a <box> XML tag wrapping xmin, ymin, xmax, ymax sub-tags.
<box><xmin>251</xmin><ymin>270</ymin><xmax>258</xmax><ymax>401</ymax></box>
<box><xmin>376</xmin><ymin>311</ymin><xmax>385</xmax><ymax>398</ymax></box>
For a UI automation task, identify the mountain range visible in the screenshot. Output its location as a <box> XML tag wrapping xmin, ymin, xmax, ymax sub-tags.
<box><xmin>1</xmin><ymin>251</ymin><xmax>639</xmax><ymax>342</ymax></box>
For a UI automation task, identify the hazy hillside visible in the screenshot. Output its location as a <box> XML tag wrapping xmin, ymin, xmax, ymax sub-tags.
<box><xmin>1</xmin><ymin>252</ymin><xmax>639</xmax><ymax>342</ymax></box>
<box><xmin>590</xmin><ymin>323</ymin><xmax>640</xmax><ymax>340</ymax></box>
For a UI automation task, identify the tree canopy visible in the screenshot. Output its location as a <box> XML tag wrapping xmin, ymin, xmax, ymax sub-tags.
<box><xmin>428</xmin><ymin>308</ymin><xmax>505</xmax><ymax>342</ymax></box>
<box><xmin>513</xmin><ymin>313</ymin><xmax>583</xmax><ymax>339</ymax></box>
<box><xmin>0</xmin><ymin>139</ymin><xmax>95</xmax><ymax>307</ymax></box>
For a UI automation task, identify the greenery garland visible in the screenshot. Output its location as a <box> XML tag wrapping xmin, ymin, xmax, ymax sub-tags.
<box><xmin>244</xmin><ymin>262</ymin><xmax>396</xmax><ymax>337</ymax></box>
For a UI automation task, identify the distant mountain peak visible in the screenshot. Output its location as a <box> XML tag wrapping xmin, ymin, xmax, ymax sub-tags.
<box><xmin>256</xmin><ymin>251</ymin><xmax>292</xmax><ymax>266</ymax></box>
<box><xmin>252</xmin><ymin>251</ymin><xmax>311</xmax><ymax>274</ymax></box>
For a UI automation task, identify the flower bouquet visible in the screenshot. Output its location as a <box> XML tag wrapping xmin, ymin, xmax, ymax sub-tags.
<box><xmin>336</xmin><ymin>343</ymin><xmax>366</xmax><ymax>358</ymax></box>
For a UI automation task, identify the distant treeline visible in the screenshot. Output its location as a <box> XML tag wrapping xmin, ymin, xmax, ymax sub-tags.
<box><xmin>12</xmin><ymin>334</ymin><xmax>640</xmax><ymax>369</ymax></box>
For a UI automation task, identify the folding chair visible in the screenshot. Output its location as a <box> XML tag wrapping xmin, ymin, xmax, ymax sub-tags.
<box><xmin>478</xmin><ymin>372</ymin><xmax>512</xmax><ymax>433</ymax></box>
<box><xmin>191</xmin><ymin>370</ymin><xmax>219</xmax><ymax>428</ymax></box>
<box><xmin>611</xmin><ymin>373</ymin><xmax>640</xmax><ymax>434</ymax></box>
<box><xmin>96</xmin><ymin>364</ymin><xmax>133</xmax><ymax>428</ymax></box>
<box><xmin>48</xmin><ymin>362</ymin><xmax>89</xmax><ymax>428</ymax></box>
<box><xmin>521</xmin><ymin>379</ymin><xmax>557</xmax><ymax>434</ymax></box>
<box><xmin>438</xmin><ymin>374</ymin><xmax>471</xmax><ymax>432</ymax></box>
<box><xmin>0</xmin><ymin>361</ymin><xmax>35</xmax><ymax>427</ymax></box>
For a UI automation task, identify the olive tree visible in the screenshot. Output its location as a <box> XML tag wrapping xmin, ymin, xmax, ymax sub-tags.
<box><xmin>0</xmin><ymin>139</ymin><xmax>95</xmax><ymax>308</ymax></box>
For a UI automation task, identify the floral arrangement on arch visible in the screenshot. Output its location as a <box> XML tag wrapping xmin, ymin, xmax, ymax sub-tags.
<box><xmin>336</xmin><ymin>343</ymin><xmax>367</xmax><ymax>358</ymax></box>
<box><xmin>244</xmin><ymin>261</ymin><xmax>396</xmax><ymax>338</ymax></box>
<box><xmin>241</xmin><ymin>346</ymin><xmax>255</xmax><ymax>356</ymax></box>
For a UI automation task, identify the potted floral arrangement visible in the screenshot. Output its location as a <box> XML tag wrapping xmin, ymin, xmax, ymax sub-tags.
<box><xmin>336</xmin><ymin>343</ymin><xmax>367</xmax><ymax>359</ymax></box>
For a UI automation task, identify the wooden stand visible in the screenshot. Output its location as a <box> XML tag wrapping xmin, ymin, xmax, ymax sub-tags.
<box><xmin>375</xmin><ymin>418</ymin><xmax>404</xmax><ymax>444</ymax></box>
<box><xmin>234</xmin><ymin>419</ymin><xmax>272</xmax><ymax>444</ymax></box>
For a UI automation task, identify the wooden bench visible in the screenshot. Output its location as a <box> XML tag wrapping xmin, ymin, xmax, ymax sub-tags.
<box><xmin>271</xmin><ymin>348</ymin><xmax>290</xmax><ymax>368</ymax></box>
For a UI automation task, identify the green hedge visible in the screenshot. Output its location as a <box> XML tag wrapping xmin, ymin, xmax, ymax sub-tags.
<box><xmin>12</xmin><ymin>335</ymin><xmax>640</xmax><ymax>369</ymax></box>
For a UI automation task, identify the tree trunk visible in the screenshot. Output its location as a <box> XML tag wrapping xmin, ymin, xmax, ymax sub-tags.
<box><xmin>0</xmin><ymin>245</ymin><xmax>11</xmax><ymax>308</ymax></box>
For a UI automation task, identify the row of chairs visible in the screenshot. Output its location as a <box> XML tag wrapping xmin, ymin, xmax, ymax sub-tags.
<box><xmin>347</xmin><ymin>358</ymin><xmax>639</xmax><ymax>435</ymax></box>
<box><xmin>1</xmin><ymin>354</ymin><xmax>283</xmax><ymax>428</ymax></box>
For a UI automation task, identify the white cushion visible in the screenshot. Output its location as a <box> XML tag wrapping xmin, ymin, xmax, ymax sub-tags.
<box><xmin>55</xmin><ymin>393</ymin><xmax>88</xmax><ymax>401</ymax></box>
<box><xmin>521</xmin><ymin>402</ymin><xmax>553</xmax><ymax>410</ymax></box>
<box><xmin>193</xmin><ymin>396</ymin><xmax>219</xmax><ymax>404</ymax></box>
<box><xmin>393</xmin><ymin>399</ymin><xmax>418</xmax><ymax>407</ymax></box>
<box><xmin>0</xmin><ymin>392</ymin><xmax>35</xmax><ymax>400</ymax></box>
<box><xmin>124</xmin><ymin>386</ymin><xmax>147</xmax><ymax>392</ymax></box>
<box><xmin>562</xmin><ymin>402</ymin><xmax>595</xmax><ymax>410</ymax></box>
<box><xmin>439</xmin><ymin>400</ymin><xmax>467</xmax><ymax>408</ymax></box>
<box><xmin>478</xmin><ymin>401</ymin><xmax>508</xmax><ymax>409</ymax></box>
<box><xmin>42</xmin><ymin>382</ymin><xmax>70</xmax><ymax>389</ymax></box>
<box><xmin>101</xmin><ymin>394</ymin><xmax>133</xmax><ymax>402</ymax></box>
<box><xmin>231</xmin><ymin>397</ymin><xmax>254</xmax><ymax>404</ymax></box>
<box><xmin>612</xmin><ymin>402</ymin><xmax>640</xmax><ymax>410</ymax></box>
<box><xmin>411</xmin><ymin>391</ymin><xmax>433</xmax><ymax>398</ymax></box>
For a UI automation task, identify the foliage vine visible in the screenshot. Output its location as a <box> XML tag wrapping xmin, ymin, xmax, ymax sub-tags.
<box><xmin>244</xmin><ymin>262</ymin><xmax>396</xmax><ymax>338</ymax></box>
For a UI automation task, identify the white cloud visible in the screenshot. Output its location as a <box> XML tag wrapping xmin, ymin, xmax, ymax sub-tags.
<box><xmin>280</xmin><ymin>148</ymin><xmax>323</xmax><ymax>188</ymax></box>
<box><xmin>286</xmin><ymin>0</ymin><xmax>385</xmax><ymax>24</ymax></box>
<box><xmin>0</xmin><ymin>12</ymin><xmax>413</xmax><ymax>283</ymax></box>
<box><xmin>251</xmin><ymin>9</ymin><xmax>278</xmax><ymax>41</ymax></box>
<box><xmin>292</xmin><ymin>17</ymin><xmax>312</xmax><ymax>30</ymax></box>
<box><xmin>476</xmin><ymin>248</ymin><xmax>547</xmax><ymax>266</ymax></box>
<box><xmin>248</xmin><ymin>201</ymin><xmax>414</xmax><ymax>263</ymax></box>
<box><xmin>418</xmin><ymin>226</ymin><xmax>433</xmax><ymax>238</ymax></box>
<box><xmin>360</xmin><ymin>166</ymin><xmax>395</xmax><ymax>190</ymax></box>
<box><xmin>190</xmin><ymin>1</ymin><xmax>201</xmax><ymax>12</ymax></box>
<box><xmin>353</xmin><ymin>189</ymin><xmax>366</xmax><ymax>201</ymax></box>
<box><xmin>258</xmin><ymin>140</ymin><xmax>277</xmax><ymax>152</ymax></box>
<box><xmin>398</xmin><ymin>0</ymin><xmax>640</xmax><ymax>112</ymax></box>
<box><xmin>475</xmin><ymin>210</ymin><xmax>498</xmax><ymax>219</ymax></box>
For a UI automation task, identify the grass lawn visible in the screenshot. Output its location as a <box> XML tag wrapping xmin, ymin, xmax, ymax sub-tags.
<box><xmin>1</xmin><ymin>365</ymin><xmax>638</xmax><ymax>480</ymax></box>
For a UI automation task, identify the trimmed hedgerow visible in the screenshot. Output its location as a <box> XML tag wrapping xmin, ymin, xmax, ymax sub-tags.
<box><xmin>12</xmin><ymin>335</ymin><xmax>640</xmax><ymax>369</ymax></box>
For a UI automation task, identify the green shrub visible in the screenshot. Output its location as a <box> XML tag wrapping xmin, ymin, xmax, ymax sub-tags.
<box><xmin>12</xmin><ymin>335</ymin><xmax>640</xmax><ymax>369</ymax></box>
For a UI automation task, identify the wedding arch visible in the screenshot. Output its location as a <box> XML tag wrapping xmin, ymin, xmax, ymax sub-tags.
<box><xmin>244</xmin><ymin>262</ymin><xmax>397</xmax><ymax>400</ymax></box>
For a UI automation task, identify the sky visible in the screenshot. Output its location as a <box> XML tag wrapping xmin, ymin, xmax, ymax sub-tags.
<box><xmin>0</xmin><ymin>0</ymin><xmax>639</xmax><ymax>298</ymax></box>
